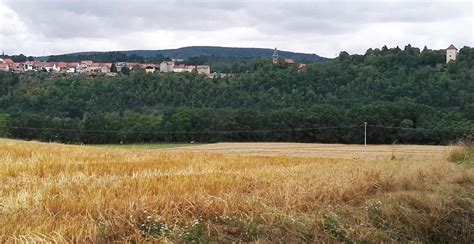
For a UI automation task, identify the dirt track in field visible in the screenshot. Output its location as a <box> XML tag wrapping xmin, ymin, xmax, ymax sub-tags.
<box><xmin>168</xmin><ymin>142</ymin><xmax>457</xmax><ymax>160</ymax></box>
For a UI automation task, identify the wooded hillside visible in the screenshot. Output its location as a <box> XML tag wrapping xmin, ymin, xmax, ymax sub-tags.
<box><xmin>1</xmin><ymin>45</ymin><xmax>473</xmax><ymax>144</ymax></box>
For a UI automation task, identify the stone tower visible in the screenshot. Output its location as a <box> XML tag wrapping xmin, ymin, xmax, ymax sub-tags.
<box><xmin>446</xmin><ymin>44</ymin><xmax>458</xmax><ymax>63</ymax></box>
<box><xmin>272</xmin><ymin>48</ymin><xmax>279</xmax><ymax>64</ymax></box>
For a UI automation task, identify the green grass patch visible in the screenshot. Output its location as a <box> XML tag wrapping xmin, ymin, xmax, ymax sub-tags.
<box><xmin>448</xmin><ymin>145</ymin><xmax>474</xmax><ymax>167</ymax></box>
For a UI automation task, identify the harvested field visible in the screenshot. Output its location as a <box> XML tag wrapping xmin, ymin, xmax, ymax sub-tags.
<box><xmin>0</xmin><ymin>138</ymin><xmax>472</xmax><ymax>242</ymax></box>
<box><xmin>170</xmin><ymin>142</ymin><xmax>457</xmax><ymax>160</ymax></box>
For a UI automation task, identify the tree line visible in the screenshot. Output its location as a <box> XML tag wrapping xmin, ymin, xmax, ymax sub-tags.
<box><xmin>47</xmin><ymin>52</ymin><xmax>170</xmax><ymax>64</ymax></box>
<box><xmin>0</xmin><ymin>45</ymin><xmax>473</xmax><ymax>144</ymax></box>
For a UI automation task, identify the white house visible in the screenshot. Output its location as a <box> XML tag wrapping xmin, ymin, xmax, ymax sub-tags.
<box><xmin>160</xmin><ymin>61</ymin><xmax>175</xmax><ymax>73</ymax></box>
<box><xmin>196</xmin><ymin>65</ymin><xmax>211</xmax><ymax>75</ymax></box>
<box><xmin>100</xmin><ymin>64</ymin><xmax>111</xmax><ymax>73</ymax></box>
<box><xmin>173</xmin><ymin>64</ymin><xmax>186</xmax><ymax>73</ymax></box>
<box><xmin>0</xmin><ymin>63</ymin><xmax>10</xmax><ymax>72</ymax></box>
<box><xmin>48</xmin><ymin>63</ymin><xmax>60</xmax><ymax>72</ymax></box>
<box><xmin>184</xmin><ymin>65</ymin><xmax>196</xmax><ymax>72</ymax></box>
<box><xmin>34</xmin><ymin>62</ymin><xmax>49</xmax><ymax>71</ymax></box>
<box><xmin>446</xmin><ymin>44</ymin><xmax>458</xmax><ymax>63</ymax></box>
<box><xmin>23</xmin><ymin>61</ymin><xmax>35</xmax><ymax>71</ymax></box>
<box><xmin>66</xmin><ymin>63</ymin><xmax>79</xmax><ymax>73</ymax></box>
<box><xmin>145</xmin><ymin>65</ymin><xmax>156</xmax><ymax>74</ymax></box>
<box><xmin>114</xmin><ymin>62</ymin><xmax>127</xmax><ymax>73</ymax></box>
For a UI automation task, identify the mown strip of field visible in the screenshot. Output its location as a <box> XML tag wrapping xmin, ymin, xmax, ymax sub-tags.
<box><xmin>169</xmin><ymin>142</ymin><xmax>457</xmax><ymax>160</ymax></box>
<box><xmin>91</xmin><ymin>143</ymin><xmax>195</xmax><ymax>150</ymax></box>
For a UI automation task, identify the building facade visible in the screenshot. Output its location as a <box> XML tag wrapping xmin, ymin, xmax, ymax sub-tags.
<box><xmin>160</xmin><ymin>61</ymin><xmax>175</xmax><ymax>73</ymax></box>
<box><xmin>196</xmin><ymin>65</ymin><xmax>211</xmax><ymax>75</ymax></box>
<box><xmin>446</xmin><ymin>44</ymin><xmax>458</xmax><ymax>63</ymax></box>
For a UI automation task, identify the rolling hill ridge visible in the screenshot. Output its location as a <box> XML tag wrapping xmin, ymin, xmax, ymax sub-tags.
<box><xmin>46</xmin><ymin>46</ymin><xmax>329</xmax><ymax>62</ymax></box>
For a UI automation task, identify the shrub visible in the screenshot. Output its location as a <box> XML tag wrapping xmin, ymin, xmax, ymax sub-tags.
<box><xmin>448</xmin><ymin>144</ymin><xmax>473</xmax><ymax>166</ymax></box>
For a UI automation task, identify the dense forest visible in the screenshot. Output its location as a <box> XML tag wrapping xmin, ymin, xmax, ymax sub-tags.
<box><xmin>2</xmin><ymin>54</ymin><xmax>35</xmax><ymax>62</ymax></box>
<box><xmin>47</xmin><ymin>52</ymin><xmax>170</xmax><ymax>64</ymax></box>
<box><xmin>1</xmin><ymin>45</ymin><xmax>473</xmax><ymax>144</ymax></box>
<box><xmin>48</xmin><ymin>46</ymin><xmax>328</xmax><ymax>63</ymax></box>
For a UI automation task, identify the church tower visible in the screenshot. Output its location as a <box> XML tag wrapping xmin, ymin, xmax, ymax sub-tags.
<box><xmin>272</xmin><ymin>47</ymin><xmax>279</xmax><ymax>64</ymax></box>
<box><xmin>446</xmin><ymin>44</ymin><xmax>458</xmax><ymax>63</ymax></box>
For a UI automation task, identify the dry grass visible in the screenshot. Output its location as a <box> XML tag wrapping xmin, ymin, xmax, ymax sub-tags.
<box><xmin>170</xmin><ymin>142</ymin><xmax>457</xmax><ymax>160</ymax></box>
<box><xmin>0</xmin><ymin>138</ymin><xmax>473</xmax><ymax>242</ymax></box>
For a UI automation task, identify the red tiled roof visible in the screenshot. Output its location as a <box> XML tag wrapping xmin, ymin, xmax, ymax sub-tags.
<box><xmin>0</xmin><ymin>64</ymin><xmax>10</xmax><ymax>69</ymax></box>
<box><xmin>447</xmin><ymin>44</ymin><xmax>458</xmax><ymax>50</ymax></box>
<box><xmin>284</xmin><ymin>59</ymin><xmax>294</xmax><ymax>64</ymax></box>
<box><xmin>81</xmin><ymin>60</ymin><xmax>93</xmax><ymax>65</ymax></box>
<box><xmin>67</xmin><ymin>63</ymin><xmax>79</xmax><ymax>68</ymax></box>
<box><xmin>92</xmin><ymin>63</ymin><xmax>112</xmax><ymax>68</ymax></box>
<box><xmin>3</xmin><ymin>59</ymin><xmax>14</xmax><ymax>64</ymax></box>
<box><xmin>56</xmin><ymin>62</ymin><xmax>67</xmax><ymax>68</ymax></box>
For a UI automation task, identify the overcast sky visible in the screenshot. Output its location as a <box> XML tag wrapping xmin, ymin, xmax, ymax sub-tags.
<box><xmin>0</xmin><ymin>0</ymin><xmax>472</xmax><ymax>57</ymax></box>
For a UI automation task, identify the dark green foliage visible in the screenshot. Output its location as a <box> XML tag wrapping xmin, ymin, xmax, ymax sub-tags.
<box><xmin>179</xmin><ymin>220</ymin><xmax>210</xmax><ymax>243</ymax></box>
<box><xmin>321</xmin><ymin>214</ymin><xmax>351</xmax><ymax>243</ymax></box>
<box><xmin>121</xmin><ymin>66</ymin><xmax>130</xmax><ymax>75</ymax></box>
<box><xmin>0</xmin><ymin>114</ymin><xmax>9</xmax><ymax>137</ymax></box>
<box><xmin>55</xmin><ymin>46</ymin><xmax>328</xmax><ymax>62</ymax></box>
<box><xmin>45</xmin><ymin>47</ymin><xmax>328</xmax><ymax>73</ymax></box>
<box><xmin>448</xmin><ymin>143</ymin><xmax>474</xmax><ymax>167</ymax></box>
<box><xmin>137</xmin><ymin>214</ymin><xmax>170</xmax><ymax>238</ymax></box>
<box><xmin>2</xmin><ymin>54</ymin><xmax>35</xmax><ymax>62</ymax></box>
<box><xmin>47</xmin><ymin>51</ymin><xmax>169</xmax><ymax>64</ymax></box>
<box><xmin>1</xmin><ymin>45</ymin><xmax>473</xmax><ymax>144</ymax></box>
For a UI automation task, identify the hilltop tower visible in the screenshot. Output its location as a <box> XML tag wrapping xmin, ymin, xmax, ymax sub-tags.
<box><xmin>272</xmin><ymin>48</ymin><xmax>279</xmax><ymax>64</ymax></box>
<box><xmin>446</xmin><ymin>44</ymin><xmax>458</xmax><ymax>63</ymax></box>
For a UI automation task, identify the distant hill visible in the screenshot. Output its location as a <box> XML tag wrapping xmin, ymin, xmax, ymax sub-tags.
<box><xmin>124</xmin><ymin>46</ymin><xmax>328</xmax><ymax>62</ymax></box>
<box><xmin>46</xmin><ymin>46</ymin><xmax>329</xmax><ymax>63</ymax></box>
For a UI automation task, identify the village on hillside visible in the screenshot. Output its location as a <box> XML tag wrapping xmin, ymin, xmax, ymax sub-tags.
<box><xmin>0</xmin><ymin>57</ymin><xmax>214</xmax><ymax>77</ymax></box>
<box><xmin>0</xmin><ymin>45</ymin><xmax>459</xmax><ymax>78</ymax></box>
<box><xmin>0</xmin><ymin>47</ymin><xmax>311</xmax><ymax>77</ymax></box>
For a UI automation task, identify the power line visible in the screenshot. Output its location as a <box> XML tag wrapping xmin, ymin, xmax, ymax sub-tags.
<box><xmin>369</xmin><ymin>125</ymin><xmax>473</xmax><ymax>133</ymax></box>
<box><xmin>0</xmin><ymin>125</ymin><xmax>362</xmax><ymax>135</ymax></box>
<box><xmin>0</xmin><ymin>124</ymin><xmax>471</xmax><ymax>135</ymax></box>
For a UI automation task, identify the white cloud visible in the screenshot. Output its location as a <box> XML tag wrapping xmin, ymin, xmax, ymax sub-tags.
<box><xmin>0</xmin><ymin>0</ymin><xmax>472</xmax><ymax>57</ymax></box>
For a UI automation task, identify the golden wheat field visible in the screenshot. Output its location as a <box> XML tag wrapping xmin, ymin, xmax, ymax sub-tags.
<box><xmin>0</xmin><ymin>139</ymin><xmax>473</xmax><ymax>243</ymax></box>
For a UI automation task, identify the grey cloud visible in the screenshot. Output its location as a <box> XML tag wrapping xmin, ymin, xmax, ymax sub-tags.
<box><xmin>250</xmin><ymin>1</ymin><xmax>471</xmax><ymax>36</ymax></box>
<box><xmin>4</xmin><ymin>0</ymin><xmax>252</xmax><ymax>38</ymax></box>
<box><xmin>0</xmin><ymin>0</ymin><xmax>472</xmax><ymax>56</ymax></box>
<box><xmin>5</xmin><ymin>0</ymin><xmax>471</xmax><ymax>38</ymax></box>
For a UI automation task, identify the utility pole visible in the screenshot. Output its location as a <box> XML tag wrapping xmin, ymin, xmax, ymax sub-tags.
<box><xmin>364</xmin><ymin>122</ymin><xmax>367</xmax><ymax>148</ymax></box>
